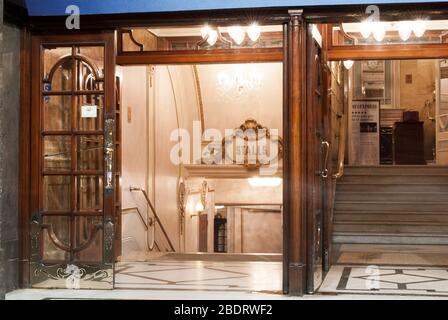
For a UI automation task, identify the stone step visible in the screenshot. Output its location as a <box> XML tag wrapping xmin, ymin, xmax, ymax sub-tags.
<box><xmin>343</xmin><ymin>165</ymin><xmax>448</xmax><ymax>176</ymax></box>
<box><xmin>334</xmin><ymin>212</ymin><xmax>448</xmax><ymax>223</ymax></box>
<box><xmin>338</xmin><ymin>175</ymin><xmax>448</xmax><ymax>184</ymax></box>
<box><xmin>335</xmin><ymin>192</ymin><xmax>448</xmax><ymax>202</ymax></box>
<box><xmin>333</xmin><ymin>222</ymin><xmax>448</xmax><ymax>234</ymax></box>
<box><xmin>334</xmin><ymin>201</ymin><xmax>448</xmax><ymax>212</ymax></box>
<box><xmin>336</xmin><ymin>183</ymin><xmax>448</xmax><ymax>193</ymax></box>
<box><xmin>333</xmin><ymin>232</ymin><xmax>448</xmax><ymax>245</ymax></box>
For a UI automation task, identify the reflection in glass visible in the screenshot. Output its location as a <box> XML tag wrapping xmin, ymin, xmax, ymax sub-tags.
<box><xmin>44</xmin><ymin>95</ymin><xmax>72</xmax><ymax>131</ymax></box>
<box><xmin>42</xmin><ymin>176</ymin><xmax>71</xmax><ymax>212</ymax></box>
<box><xmin>42</xmin><ymin>215</ymin><xmax>70</xmax><ymax>261</ymax></box>
<box><xmin>76</xmin><ymin>176</ymin><xmax>103</xmax><ymax>212</ymax></box>
<box><xmin>77</xmin><ymin>135</ymin><xmax>104</xmax><ymax>171</ymax></box>
<box><xmin>43</xmin><ymin>136</ymin><xmax>71</xmax><ymax>171</ymax></box>
<box><xmin>73</xmin><ymin>216</ymin><xmax>103</xmax><ymax>262</ymax></box>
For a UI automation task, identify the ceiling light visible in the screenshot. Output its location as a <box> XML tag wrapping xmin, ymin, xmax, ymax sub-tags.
<box><xmin>372</xmin><ymin>22</ymin><xmax>386</xmax><ymax>42</ymax></box>
<box><xmin>228</xmin><ymin>26</ymin><xmax>245</xmax><ymax>45</ymax></box>
<box><xmin>397</xmin><ymin>21</ymin><xmax>412</xmax><ymax>41</ymax></box>
<box><xmin>215</xmin><ymin>205</ymin><xmax>225</xmax><ymax>210</ymax></box>
<box><xmin>248</xmin><ymin>177</ymin><xmax>282</xmax><ymax>187</ymax></box>
<box><xmin>360</xmin><ymin>20</ymin><xmax>373</xmax><ymax>39</ymax></box>
<box><xmin>413</xmin><ymin>19</ymin><xmax>426</xmax><ymax>38</ymax></box>
<box><xmin>343</xmin><ymin>60</ymin><xmax>355</xmax><ymax>70</ymax></box>
<box><xmin>247</xmin><ymin>23</ymin><xmax>261</xmax><ymax>42</ymax></box>
<box><xmin>206</xmin><ymin>29</ymin><xmax>218</xmax><ymax>46</ymax></box>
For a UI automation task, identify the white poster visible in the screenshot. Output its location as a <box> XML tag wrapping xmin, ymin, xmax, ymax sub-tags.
<box><xmin>349</xmin><ymin>100</ymin><xmax>380</xmax><ymax>165</ymax></box>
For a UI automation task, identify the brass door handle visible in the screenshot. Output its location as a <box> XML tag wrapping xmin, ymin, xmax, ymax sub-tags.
<box><xmin>321</xmin><ymin>140</ymin><xmax>330</xmax><ymax>178</ymax></box>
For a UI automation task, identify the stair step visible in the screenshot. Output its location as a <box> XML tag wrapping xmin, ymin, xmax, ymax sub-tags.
<box><xmin>335</xmin><ymin>192</ymin><xmax>448</xmax><ymax>202</ymax></box>
<box><xmin>344</xmin><ymin>165</ymin><xmax>448</xmax><ymax>176</ymax></box>
<box><xmin>336</xmin><ymin>184</ymin><xmax>448</xmax><ymax>193</ymax></box>
<box><xmin>333</xmin><ymin>223</ymin><xmax>448</xmax><ymax>233</ymax></box>
<box><xmin>333</xmin><ymin>233</ymin><xmax>448</xmax><ymax>245</ymax></box>
<box><xmin>334</xmin><ymin>201</ymin><xmax>448</xmax><ymax>212</ymax></box>
<box><xmin>335</xmin><ymin>213</ymin><xmax>448</xmax><ymax>223</ymax></box>
<box><xmin>338</xmin><ymin>175</ymin><xmax>448</xmax><ymax>184</ymax></box>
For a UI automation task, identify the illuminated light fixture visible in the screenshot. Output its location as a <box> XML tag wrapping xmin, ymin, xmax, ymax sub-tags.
<box><xmin>360</xmin><ymin>20</ymin><xmax>373</xmax><ymax>39</ymax></box>
<box><xmin>413</xmin><ymin>19</ymin><xmax>426</xmax><ymax>38</ymax></box>
<box><xmin>215</xmin><ymin>205</ymin><xmax>225</xmax><ymax>210</ymax></box>
<box><xmin>228</xmin><ymin>26</ymin><xmax>246</xmax><ymax>45</ymax></box>
<box><xmin>343</xmin><ymin>60</ymin><xmax>355</xmax><ymax>70</ymax></box>
<box><xmin>248</xmin><ymin>177</ymin><xmax>282</xmax><ymax>188</ymax></box>
<box><xmin>397</xmin><ymin>20</ymin><xmax>412</xmax><ymax>41</ymax></box>
<box><xmin>207</xmin><ymin>29</ymin><xmax>218</xmax><ymax>46</ymax></box>
<box><xmin>372</xmin><ymin>22</ymin><xmax>386</xmax><ymax>42</ymax></box>
<box><xmin>247</xmin><ymin>23</ymin><xmax>261</xmax><ymax>42</ymax></box>
<box><xmin>195</xmin><ymin>201</ymin><xmax>204</xmax><ymax>212</ymax></box>
<box><xmin>201</xmin><ymin>25</ymin><xmax>210</xmax><ymax>39</ymax></box>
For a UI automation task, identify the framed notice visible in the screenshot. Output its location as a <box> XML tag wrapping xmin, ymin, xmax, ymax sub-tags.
<box><xmin>349</xmin><ymin>100</ymin><xmax>380</xmax><ymax>165</ymax></box>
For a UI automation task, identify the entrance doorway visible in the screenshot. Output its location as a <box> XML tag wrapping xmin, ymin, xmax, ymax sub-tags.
<box><xmin>116</xmin><ymin>62</ymin><xmax>284</xmax><ymax>293</ymax></box>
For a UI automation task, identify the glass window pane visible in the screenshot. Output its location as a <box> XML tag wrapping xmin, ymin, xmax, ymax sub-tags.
<box><xmin>76</xmin><ymin>175</ymin><xmax>103</xmax><ymax>212</ymax></box>
<box><xmin>42</xmin><ymin>215</ymin><xmax>70</xmax><ymax>261</ymax></box>
<box><xmin>43</xmin><ymin>136</ymin><xmax>72</xmax><ymax>171</ymax></box>
<box><xmin>73</xmin><ymin>216</ymin><xmax>103</xmax><ymax>262</ymax></box>
<box><xmin>42</xmin><ymin>176</ymin><xmax>71</xmax><ymax>212</ymax></box>
<box><xmin>44</xmin><ymin>95</ymin><xmax>72</xmax><ymax>131</ymax></box>
<box><xmin>43</xmin><ymin>47</ymin><xmax>72</xmax><ymax>81</ymax></box>
<box><xmin>77</xmin><ymin>135</ymin><xmax>104</xmax><ymax>171</ymax></box>
<box><xmin>76</xmin><ymin>95</ymin><xmax>104</xmax><ymax>131</ymax></box>
<box><xmin>44</xmin><ymin>58</ymin><xmax>73</xmax><ymax>92</ymax></box>
<box><xmin>75</xmin><ymin>47</ymin><xmax>104</xmax><ymax>92</ymax></box>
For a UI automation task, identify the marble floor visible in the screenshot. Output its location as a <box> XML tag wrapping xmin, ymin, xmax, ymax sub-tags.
<box><xmin>115</xmin><ymin>260</ymin><xmax>282</xmax><ymax>292</ymax></box>
<box><xmin>319</xmin><ymin>264</ymin><xmax>448</xmax><ymax>297</ymax></box>
<box><xmin>333</xmin><ymin>244</ymin><xmax>448</xmax><ymax>266</ymax></box>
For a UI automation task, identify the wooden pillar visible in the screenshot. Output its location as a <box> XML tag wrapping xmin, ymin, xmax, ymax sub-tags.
<box><xmin>283</xmin><ymin>10</ymin><xmax>307</xmax><ymax>296</ymax></box>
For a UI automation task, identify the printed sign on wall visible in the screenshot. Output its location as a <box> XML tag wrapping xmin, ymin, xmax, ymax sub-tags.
<box><xmin>349</xmin><ymin>100</ymin><xmax>380</xmax><ymax>165</ymax></box>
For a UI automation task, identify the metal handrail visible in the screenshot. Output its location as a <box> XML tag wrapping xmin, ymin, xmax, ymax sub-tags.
<box><xmin>129</xmin><ymin>187</ymin><xmax>175</xmax><ymax>252</ymax></box>
<box><xmin>122</xmin><ymin>206</ymin><xmax>156</xmax><ymax>251</ymax></box>
<box><xmin>332</xmin><ymin>113</ymin><xmax>347</xmax><ymax>179</ymax></box>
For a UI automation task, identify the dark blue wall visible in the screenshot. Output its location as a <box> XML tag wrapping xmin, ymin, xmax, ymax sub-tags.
<box><xmin>25</xmin><ymin>0</ymin><xmax>446</xmax><ymax>16</ymax></box>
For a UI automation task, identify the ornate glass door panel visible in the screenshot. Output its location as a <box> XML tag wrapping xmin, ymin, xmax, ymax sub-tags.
<box><xmin>30</xmin><ymin>33</ymin><xmax>116</xmax><ymax>289</ymax></box>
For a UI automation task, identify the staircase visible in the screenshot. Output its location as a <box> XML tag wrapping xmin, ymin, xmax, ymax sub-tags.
<box><xmin>333</xmin><ymin>166</ymin><xmax>448</xmax><ymax>245</ymax></box>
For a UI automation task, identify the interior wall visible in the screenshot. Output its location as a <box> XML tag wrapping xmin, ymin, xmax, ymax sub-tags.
<box><xmin>399</xmin><ymin>60</ymin><xmax>436</xmax><ymax>161</ymax></box>
<box><xmin>120</xmin><ymin>66</ymin><xmax>150</xmax><ymax>256</ymax></box>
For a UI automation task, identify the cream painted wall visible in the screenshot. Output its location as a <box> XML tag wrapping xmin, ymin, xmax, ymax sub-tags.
<box><xmin>197</xmin><ymin>63</ymin><xmax>283</xmax><ymax>134</ymax></box>
<box><xmin>120</xmin><ymin>66</ymin><xmax>150</xmax><ymax>255</ymax></box>
<box><xmin>210</xmin><ymin>179</ymin><xmax>282</xmax><ymax>205</ymax></box>
<box><xmin>241</xmin><ymin>209</ymin><xmax>282</xmax><ymax>253</ymax></box>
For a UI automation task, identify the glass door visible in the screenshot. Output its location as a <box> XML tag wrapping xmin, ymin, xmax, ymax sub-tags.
<box><xmin>30</xmin><ymin>33</ymin><xmax>116</xmax><ymax>289</ymax></box>
<box><xmin>306</xmin><ymin>25</ymin><xmax>327</xmax><ymax>293</ymax></box>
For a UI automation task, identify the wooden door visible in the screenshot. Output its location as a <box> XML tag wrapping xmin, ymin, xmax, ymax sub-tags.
<box><xmin>198</xmin><ymin>214</ymin><xmax>208</xmax><ymax>253</ymax></box>
<box><xmin>29</xmin><ymin>33</ymin><xmax>117</xmax><ymax>289</ymax></box>
<box><xmin>306</xmin><ymin>25</ymin><xmax>329</xmax><ymax>293</ymax></box>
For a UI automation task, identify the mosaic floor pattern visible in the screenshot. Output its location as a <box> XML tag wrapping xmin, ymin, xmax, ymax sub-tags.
<box><xmin>319</xmin><ymin>265</ymin><xmax>448</xmax><ymax>297</ymax></box>
<box><xmin>115</xmin><ymin>260</ymin><xmax>283</xmax><ymax>293</ymax></box>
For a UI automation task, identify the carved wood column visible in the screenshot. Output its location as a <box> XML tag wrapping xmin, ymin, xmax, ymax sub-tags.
<box><xmin>283</xmin><ymin>10</ymin><xmax>307</xmax><ymax>296</ymax></box>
